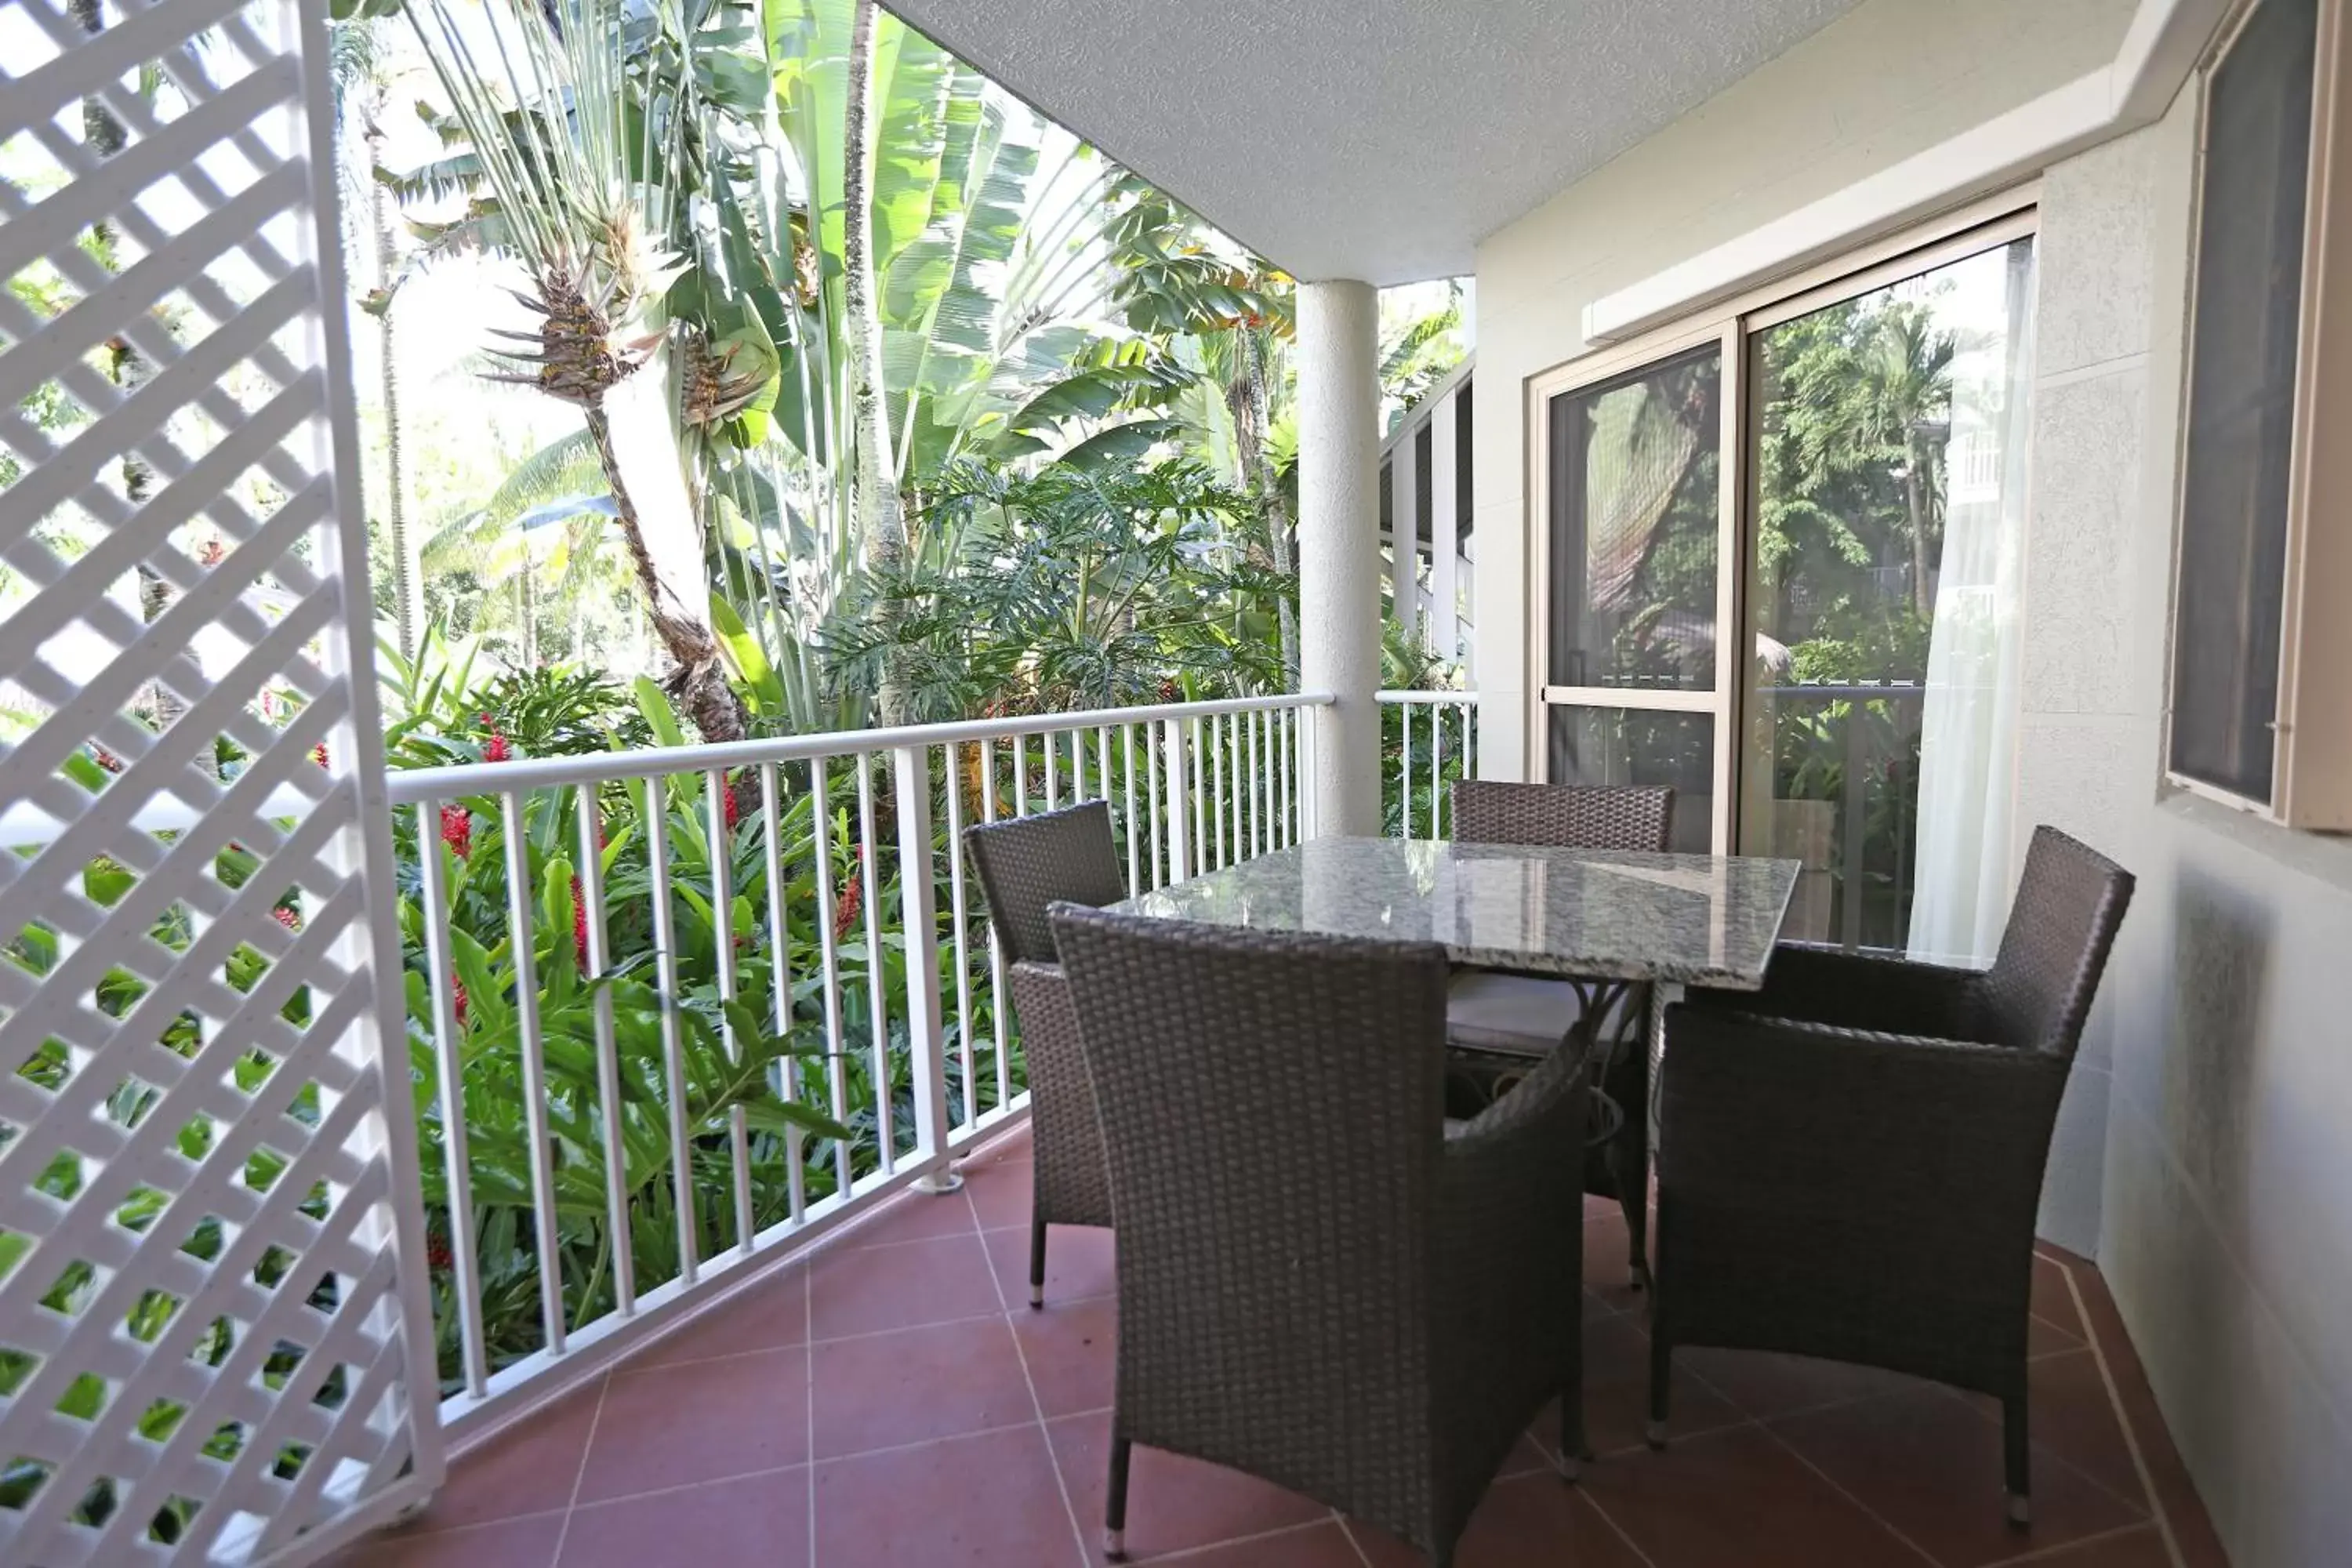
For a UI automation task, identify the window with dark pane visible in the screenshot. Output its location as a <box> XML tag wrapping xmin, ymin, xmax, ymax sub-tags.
<box><xmin>2170</xmin><ymin>0</ymin><xmax>2320</xmax><ymax>801</ymax></box>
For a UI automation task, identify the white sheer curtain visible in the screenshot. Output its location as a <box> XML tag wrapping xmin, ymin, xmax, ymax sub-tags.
<box><xmin>1908</xmin><ymin>240</ymin><xmax>2037</xmax><ymax>964</ymax></box>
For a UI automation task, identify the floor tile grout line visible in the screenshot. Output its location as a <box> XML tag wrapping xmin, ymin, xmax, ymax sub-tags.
<box><xmin>543</xmin><ymin>1369</ymin><xmax>610</xmax><ymax>1567</ymax></box>
<box><xmin>1915</xmin><ymin>1371</ymin><xmax>2156</xmax><ymax>1521</ymax></box>
<box><xmin>2061</xmin><ymin>1259</ymin><xmax>2188</xmax><ymax>1568</ymax></box>
<box><xmin>1977</xmin><ymin>1519</ymin><xmax>2160</xmax><ymax>1567</ymax></box>
<box><xmin>1749</xmin><ymin>1420</ymin><xmax>1945</xmax><ymax>1568</ymax></box>
<box><xmin>1134</xmin><ymin>1519</ymin><xmax>1342</xmax><ymax>1563</ymax></box>
<box><xmin>963</xmin><ymin>1167</ymin><xmax>1091</xmax><ymax>1567</ymax></box>
<box><xmin>1575</xmin><ymin>1486</ymin><xmax>1664</xmax><ymax>1568</ymax></box>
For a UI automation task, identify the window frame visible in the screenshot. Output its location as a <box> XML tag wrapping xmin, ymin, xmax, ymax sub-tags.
<box><xmin>2164</xmin><ymin>0</ymin><xmax>2352</xmax><ymax>828</ymax></box>
<box><xmin>1523</xmin><ymin>195</ymin><xmax>2041</xmax><ymax>859</ymax></box>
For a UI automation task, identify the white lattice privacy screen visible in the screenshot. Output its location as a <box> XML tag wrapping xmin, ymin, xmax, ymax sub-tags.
<box><xmin>0</xmin><ymin>0</ymin><xmax>441</xmax><ymax>1563</ymax></box>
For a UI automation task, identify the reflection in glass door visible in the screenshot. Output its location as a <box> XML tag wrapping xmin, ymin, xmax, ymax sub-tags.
<box><xmin>1535</xmin><ymin>215</ymin><xmax>2038</xmax><ymax>958</ymax></box>
<box><xmin>1541</xmin><ymin>343</ymin><xmax>1726</xmax><ymax>855</ymax></box>
<box><xmin>1741</xmin><ymin>237</ymin><xmax>2036</xmax><ymax>956</ymax></box>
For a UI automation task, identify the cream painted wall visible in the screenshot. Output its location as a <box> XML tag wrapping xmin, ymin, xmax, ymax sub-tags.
<box><xmin>1468</xmin><ymin>0</ymin><xmax>2137</xmax><ymax>779</ymax></box>
<box><xmin>1471</xmin><ymin>5</ymin><xmax>2352</xmax><ymax>1555</ymax></box>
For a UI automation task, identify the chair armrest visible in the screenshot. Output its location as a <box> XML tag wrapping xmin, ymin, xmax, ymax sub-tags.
<box><xmin>1658</xmin><ymin>1004</ymin><xmax>2067</xmax><ymax>1236</ymax></box>
<box><xmin>1686</xmin><ymin>945</ymin><xmax>1978</xmax><ymax>1039</ymax></box>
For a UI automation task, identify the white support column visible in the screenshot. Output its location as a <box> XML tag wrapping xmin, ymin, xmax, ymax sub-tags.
<box><xmin>1298</xmin><ymin>279</ymin><xmax>1382</xmax><ymax>838</ymax></box>
<box><xmin>1430</xmin><ymin>390</ymin><xmax>1460</xmax><ymax>662</ymax></box>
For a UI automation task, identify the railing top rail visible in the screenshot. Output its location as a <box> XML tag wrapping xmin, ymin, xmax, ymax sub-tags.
<box><xmin>384</xmin><ymin>690</ymin><xmax>1336</xmax><ymax>804</ymax></box>
<box><xmin>1375</xmin><ymin>689</ymin><xmax>1479</xmax><ymax>705</ymax></box>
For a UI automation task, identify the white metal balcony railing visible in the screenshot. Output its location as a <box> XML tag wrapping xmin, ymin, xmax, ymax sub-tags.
<box><xmin>1379</xmin><ymin>689</ymin><xmax>1479</xmax><ymax>838</ymax></box>
<box><xmin>380</xmin><ymin>691</ymin><xmax>1327</xmax><ymax>1437</ymax></box>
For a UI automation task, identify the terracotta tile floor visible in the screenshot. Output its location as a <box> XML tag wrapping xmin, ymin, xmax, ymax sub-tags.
<box><xmin>340</xmin><ymin>1125</ymin><xmax>2230</xmax><ymax>1567</ymax></box>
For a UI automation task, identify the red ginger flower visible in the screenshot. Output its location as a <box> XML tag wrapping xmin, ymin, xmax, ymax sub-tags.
<box><xmin>722</xmin><ymin>775</ymin><xmax>743</xmax><ymax>831</ymax></box>
<box><xmin>312</xmin><ymin>742</ymin><xmax>329</xmax><ymax>769</ymax></box>
<box><xmin>572</xmin><ymin>874</ymin><xmax>590</xmax><ymax>971</ymax></box>
<box><xmin>439</xmin><ymin>804</ymin><xmax>472</xmax><ymax>858</ymax></box>
<box><xmin>833</xmin><ymin>853</ymin><xmax>864</xmax><ymax>940</ymax></box>
<box><xmin>482</xmin><ymin>731</ymin><xmax>512</xmax><ymax>763</ymax></box>
<box><xmin>273</xmin><ymin>905</ymin><xmax>299</xmax><ymax>931</ymax></box>
<box><xmin>452</xmin><ymin>980</ymin><xmax>469</xmax><ymax>1027</ymax></box>
<box><xmin>424</xmin><ymin>1233</ymin><xmax>455</xmax><ymax>1272</ymax></box>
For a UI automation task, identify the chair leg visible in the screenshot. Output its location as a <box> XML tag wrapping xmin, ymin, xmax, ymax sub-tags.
<box><xmin>1646</xmin><ymin>1328</ymin><xmax>1672</xmax><ymax>1449</ymax></box>
<box><xmin>1104</xmin><ymin>1436</ymin><xmax>1132</xmax><ymax>1560</ymax></box>
<box><xmin>1613</xmin><ymin>1164</ymin><xmax>1649</xmax><ymax>1293</ymax></box>
<box><xmin>1029</xmin><ymin>1214</ymin><xmax>1047</xmax><ymax>1309</ymax></box>
<box><xmin>2003</xmin><ymin>1392</ymin><xmax>2031</xmax><ymax>1527</ymax></box>
<box><xmin>1559</xmin><ymin>1394</ymin><xmax>1585</xmax><ymax>1483</ymax></box>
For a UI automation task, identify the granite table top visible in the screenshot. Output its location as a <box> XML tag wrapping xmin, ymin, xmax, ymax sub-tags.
<box><xmin>1111</xmin><ymin>837</ymin><xmax>1802</xmax><ymax>989</ymax></box>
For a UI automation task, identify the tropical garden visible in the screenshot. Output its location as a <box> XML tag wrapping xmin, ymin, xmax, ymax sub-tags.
<box><xmin>2</xmin><ymin>2</ymin><xmax>1468</xmax><ymax>1526</ymax></box>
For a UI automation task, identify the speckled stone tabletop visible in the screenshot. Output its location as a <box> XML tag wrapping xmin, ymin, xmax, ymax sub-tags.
<box><xmin>1112</xmin><ymin>837</ymin><xmax>1802</xmax><ymax>989</ymax></box>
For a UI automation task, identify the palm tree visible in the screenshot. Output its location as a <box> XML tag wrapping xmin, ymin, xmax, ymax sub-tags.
<box><xmin>408</xmin><ymin>0</ymin><xmax>749</xmax><ymax>740</ymax></box>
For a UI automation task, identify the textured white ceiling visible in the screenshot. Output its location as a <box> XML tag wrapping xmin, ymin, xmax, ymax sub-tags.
<box><xmin>884</xmin><ymin>0</ymin><xmax>1865</xmax><ymax>285</ymax></box>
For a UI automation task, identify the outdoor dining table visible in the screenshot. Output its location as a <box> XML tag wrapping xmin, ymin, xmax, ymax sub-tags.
<box><xmin>1110</xmin><ymin>834</ymin><xmax>1804</xmax><ymax>1073</ymax></box>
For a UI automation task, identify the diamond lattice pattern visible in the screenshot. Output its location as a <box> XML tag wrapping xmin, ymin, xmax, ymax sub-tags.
<box><xmin>0</xmin><ymin>0</ymin><xmax>432</xmax><ymax>1562</ymax></box>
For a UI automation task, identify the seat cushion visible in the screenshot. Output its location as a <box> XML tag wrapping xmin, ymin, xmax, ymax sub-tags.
<box><xmin>1445</xmin><ymin>971</ymin><xmax>1584</xmax><ymax>1057</ymax></box>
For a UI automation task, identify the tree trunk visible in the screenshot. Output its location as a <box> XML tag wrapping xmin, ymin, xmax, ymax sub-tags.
<box><xmin>844</xmin><ymin>0</ymin><xmax>913</xmax><ymax>725</ymax></box>
<box><xmin>368</xmin><ymin>117</ymin><xmax>421</xmax><ymax>659</ymax></box>
<box><xmin>1904</xmin><ymin>452</ymin><xmax>1932</xmax><ymax>622</ymax></box>
<box><xmin>585</xmin><ymin>366</ymin><xmax>747</xmax><ymax>742</ymax></box>
<box><xmin>1232</xmin><ymin>327</ymin><xmax>1298</xmax><ymax>684</ymax></box>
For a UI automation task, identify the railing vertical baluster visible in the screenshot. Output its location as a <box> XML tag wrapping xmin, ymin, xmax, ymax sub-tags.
<box><xmin>1014</xmin><ymin>733</ymin><xmax>1030</xmax><ymax>818</ymax></box>
<box><xmin>1163</xmin><ymin>717</ymin><xmax>1190</xmax><ymax>882</ymax></box>
<box><xmin>1431</xmin><ymin>706</ymin><xmax>1443</xmax><ymax>839</ymax></box>
<box><xmin>1121</xmin><ymin>724</ymin><xmax>1140</xmax><ymax>893</ymax></box>
<box><xmin>1211</xmin><ymin>713</ymin><xmax>1228</xmax><ymax>869</ymax></box>
<box><xmin>1400</xmin><ymin>699</ymin><xmax>1414</xmax><ymax>839</ymax></box>
<box><xmin>943</xmin><ymin>742</ymin><xmax>978</xmax><ymax>1134</ymax></box>
<box><xmin>1463</xmin><ymin>699</ymin><xmax>1475</xmax><ymax>786</ymax></box>
<box><xmin>1189</xmin><ymin>716</ymin><xmax>1207</xmax><ymax>872</ymax></box>
<box><xmin>416</xmin><ymin>800</ymin><xmax>488</xmax><ymax>1396</ymax></box>
<box><xmin>1257</xmin><ymin>710</ymin><xmax>1270</xmax><ymax>855</ymax></box>
<box><xmin>707</xmin><ymin>770</ymin><xmax>753</xmax><ymax>1251</ymax></box>
<box><xmin>810</xmin><ymin>760</ymin><xmax>854</xmax><ymax>1196</ymax></box>
<box><xmin>642</xmin><ymin>781</ymin><xmax>699</xmax><ymax>1288</ymax></box>
<box><xmin>499</xmin><ymin>789</ymin><xmax>568</xmax><ymax>1353</ymax></box>
<box><xmin>894</xmin><ymin>744</ymin><xmax>959</xmax><ymax>1188</ymax></box>
<box><xmin>1044</xmin><ymin>725</ymin><xmax>1059</xmax><ymax>809</ymax></box>
<box><xmin>758</xmin><ymin>762</ymin><xmax>806</xmax><ymax>1224</ymax></box>
<box><xmin>574</xmin><ymin>786</ymin><xmax>636</xmax><ymax>1310</ymax></box>
<box><xmin>1145</xmin><ymin>720</ymin><xmax>1163</xmax><ymax>888</ymax></box>
<box><xmin>855</xmin><ymin>755</ymin><xmax>894</xmax><ymax>1173</ymax></box>
<box><xmin>981</xmin><ymin>739</ymin><xmax>1009</xmax><ymax>1112</ymax></box>
<box><xmin>1095</xmin><ymin>725</ymin><xmax>1112</xmax><ymax>823</ymax></box>
<box><xmin>1237</xmin><ymin>711</ymin><xmax>1250</xmax><ymax>855</ymax></box>
<box><xmin>1284</xmin><ymin>707</ymin><xmax>1298</xmax><ymax>847</ymax></box>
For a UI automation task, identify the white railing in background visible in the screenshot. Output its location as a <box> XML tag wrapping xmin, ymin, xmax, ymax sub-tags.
<box><xmin>1378</xmin><ymin>690</ymin><xmax>1479</xmax><ymax>839</ymax></box>
<box><xmin>1381</xmin><ymin>355</ymin><xmax>1474</xmax><ymax>659</ymax></box>
<box><xmin>386</xmin><ymin>691</ymin><xmax>1327</xmax><ymax>1436</ymax></box>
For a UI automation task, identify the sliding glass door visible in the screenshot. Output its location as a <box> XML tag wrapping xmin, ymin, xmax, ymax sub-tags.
<box><xmin>1539</xmin><ymin>339</ymin><xmax>1734</xmax><ymax>854</ymax></box>
<box><xmin>1534</xmin><ymin>213</ymin><xmax>2038</xmax><ymax>958</ymax></box>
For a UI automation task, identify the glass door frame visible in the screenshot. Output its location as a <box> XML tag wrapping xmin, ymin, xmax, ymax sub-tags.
<box><xmin>1523</xmin><ymin>194</ymin><xmax>2042</xmax><ymax>862</ymax></box>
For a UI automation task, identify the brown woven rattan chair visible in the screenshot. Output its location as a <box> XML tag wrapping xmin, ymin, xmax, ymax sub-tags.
<box><xmin>1446</xmin><ymin>779</ymin><xmax>1675</xmax><ymax>1289</ymax></box>
<box><xmin>962</xmin><ymin>802</ymin><xmax>1127</xmax><ymax>1307</ymax></box>
<box><xmin>1649</xmin><ymin>826</ymin><xmax>2134</xmax><ymax>1526</ymax></box>
<box><xmin>1048</xmin><ymin>904</ymin><xmax>1589</xmax><ymax>1567</ymax></box>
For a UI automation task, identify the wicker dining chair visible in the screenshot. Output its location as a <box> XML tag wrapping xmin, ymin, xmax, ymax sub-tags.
<box><xmin>1648</xmin><ymin>826</ymin><xmax>2135</xmax><ymax>1526</ymax></box>
<box><xmin>963</xmin><ymin>802</ymin><xmax>1128</xmax><ymax>1307</ymax></box>
<box><xmin>1446</xmin><ymin>779</ymin><xmax>1675</xmax><ymax>1289</ymax></box>
<box><xmin>1047</xmin><ymin>904</ymin><xmax>1589</xmax><ymax>1567</ymax></box>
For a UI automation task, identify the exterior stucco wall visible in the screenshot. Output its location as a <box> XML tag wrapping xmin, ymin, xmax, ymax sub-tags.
<box><xmin>1474</xmin><ymin>4</ymin><xmax>2352</xmax><ymax>1561</ymax></box>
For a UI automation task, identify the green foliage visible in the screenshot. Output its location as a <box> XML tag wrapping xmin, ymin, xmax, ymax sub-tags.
<box><xmin>820</xmin><ymin>459</ymin><xmax>1292</xmax><ymax>721</ymax></box>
